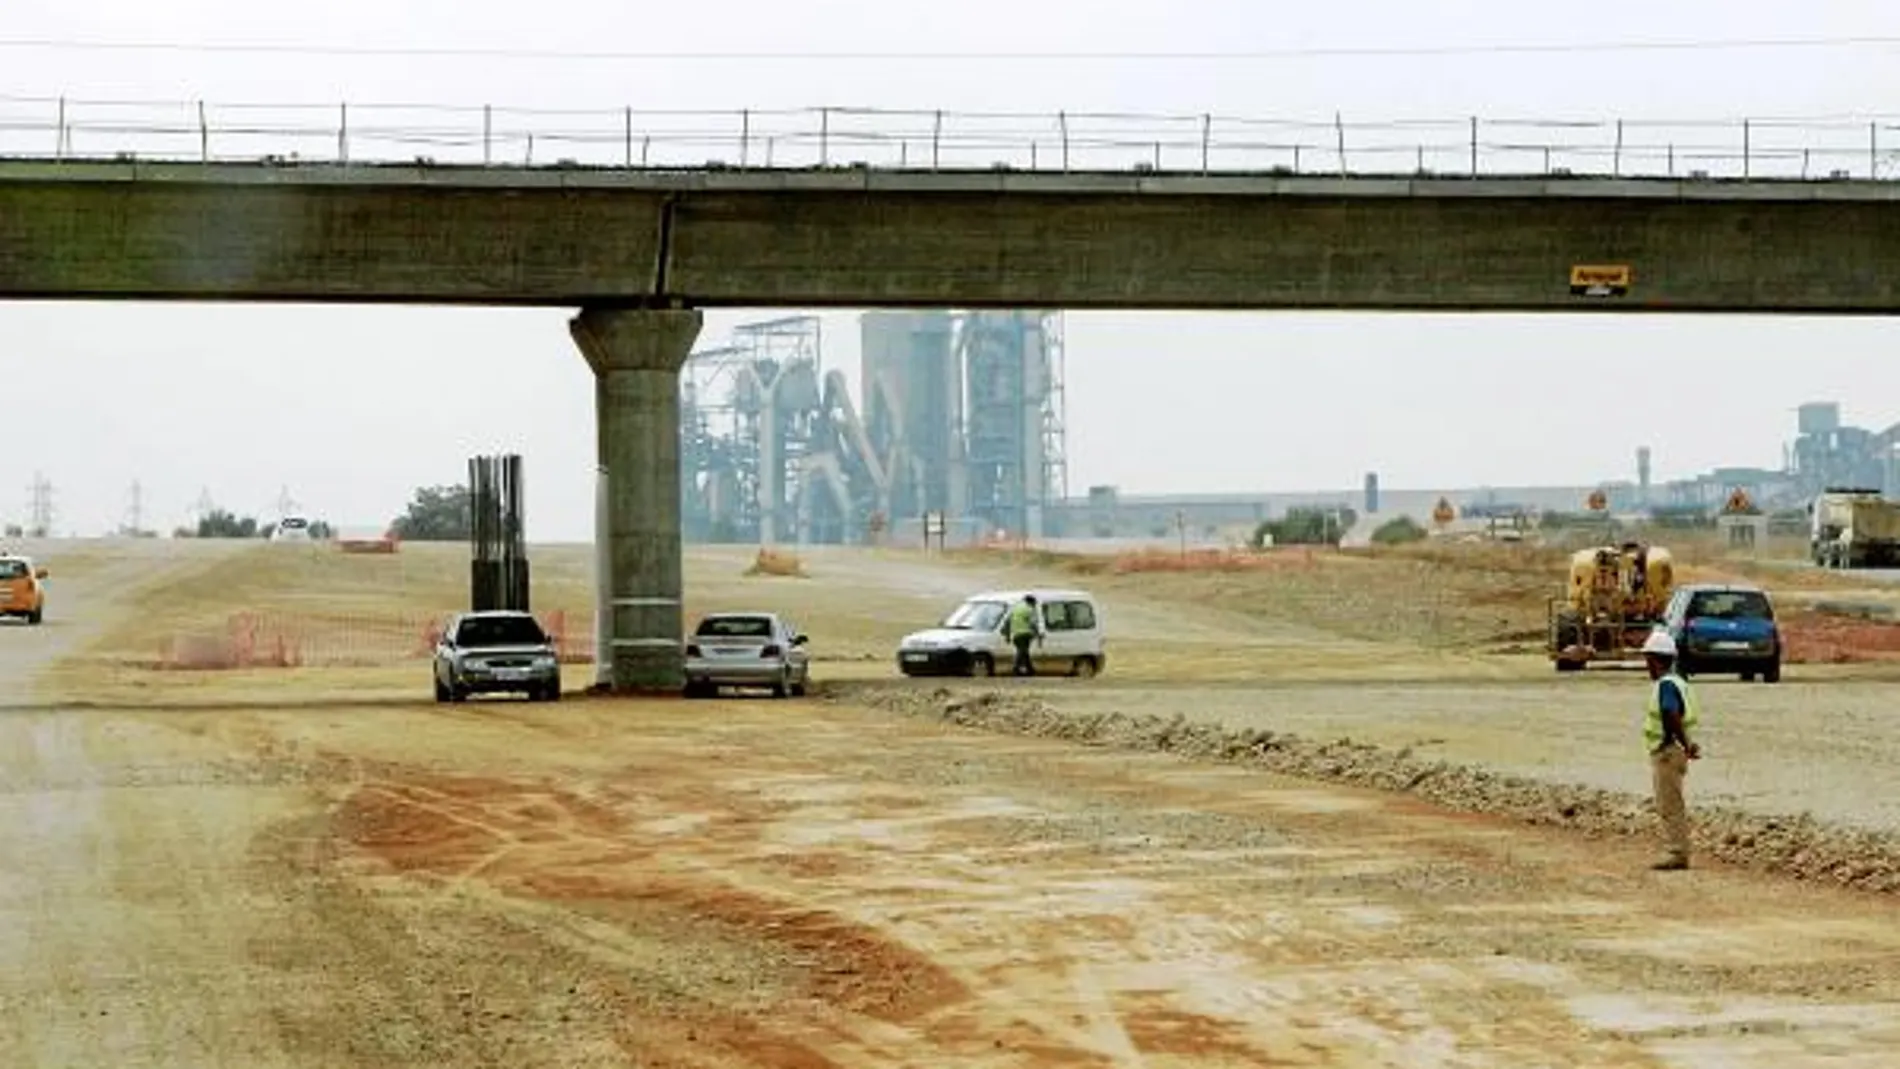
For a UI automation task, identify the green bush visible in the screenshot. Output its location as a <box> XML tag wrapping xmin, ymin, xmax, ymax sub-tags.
<box><xmin>1253</xmin><ymin>507</ymin><xmax>1356</xmax><ymax>547</ymax></box>
<box><xmin>195</xmin><ymin>509</ymin><xmax>258</xmax><ymax>538</ymax></box>
<box><xmin>390</xmin><ymin>484</ymin><xmax>471</xmax><ymax>542</ymax></box>
<box><xmin>1371</xmin><ymin>516</ymin><xmax>1428</xmax><ymax>545</ymax></box>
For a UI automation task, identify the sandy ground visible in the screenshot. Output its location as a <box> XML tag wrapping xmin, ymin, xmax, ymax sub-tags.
<box><xmin>4</xmin><ymin>538</ymin><xmax>1900</xmax><ymax>1066</ymax></box>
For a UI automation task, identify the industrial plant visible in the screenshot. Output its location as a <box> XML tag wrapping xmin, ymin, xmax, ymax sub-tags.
<box><xmin>1783</xmin><ymin>402</ymin><xmax>1900</xmax><ymax>499</ymax></box>
<box><xmin>1612</xmin><ymin>402</ymin><xmax>1900</xmax><ymax>514</ymax></box>
<box><xmin>679</xmin><ymin>311</ymin><xmax>1067</xmax><ymax>546</ymax></box>
<box><xmin>677</xmin><ymin>314</ymin><xmax>1900</xmax><ymax>546</ymax></box>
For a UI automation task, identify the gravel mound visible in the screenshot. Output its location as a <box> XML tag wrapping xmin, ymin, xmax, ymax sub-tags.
<box><xmin>844</xmin><ymin>686</ymin><xmax>1900</xmax><ymax>896</ymax></box>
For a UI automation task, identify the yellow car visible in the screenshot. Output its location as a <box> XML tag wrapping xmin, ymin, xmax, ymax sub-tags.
<box><xmin>0</xmin><ymin>556</ymin><xmax>48</xmax><ymax>625</ymax></box>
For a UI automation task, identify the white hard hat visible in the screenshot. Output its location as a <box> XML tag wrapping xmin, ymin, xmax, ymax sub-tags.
<box><xmin>1641</xmin><ymin>629</ymin><xmax>1678</xmax><ymax>658</ymax></box>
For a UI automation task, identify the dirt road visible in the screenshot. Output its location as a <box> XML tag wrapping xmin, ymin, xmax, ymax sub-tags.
<box><xmin>9</xmin><ymin>689</ymin><xmax>1900</xmax><ymax>1066</ymax></box>
<box><xmin>0</xmin><ymin>541</ymin><xmax>256</xmax><ymax>1060</ymax></box>
<box><xmin>0</xmin><ymin>539</ymin><xmax>240</xmax><ymax>707</ymax></box>
<box><xmin>5</xmin><ymin>540</ymin><xmax>1900</xmax><ymax>1066</ymax></box>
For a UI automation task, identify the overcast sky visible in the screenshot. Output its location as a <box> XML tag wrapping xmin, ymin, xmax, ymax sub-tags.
<box><xmin>6</xmin><ymin>1</ymin><xmax>1900</xmax><ymax>538</ymax></box>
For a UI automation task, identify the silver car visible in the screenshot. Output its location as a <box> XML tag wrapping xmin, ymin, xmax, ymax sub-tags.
<box><xmin>684</xmin><ymin>612</ymin><xmax>811</xmax><ymax>698</ymax></box>
<box><xmin>433</xmin><ymin>610</ymin><xmax>562</xmax><ymax>703</ymax></box>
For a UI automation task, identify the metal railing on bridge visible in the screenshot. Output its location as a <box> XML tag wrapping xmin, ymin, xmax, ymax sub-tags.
<box><xmin>6</xmin><ymin>94</ymin><xmax>1900</xmax><ymax>181</ymax></box>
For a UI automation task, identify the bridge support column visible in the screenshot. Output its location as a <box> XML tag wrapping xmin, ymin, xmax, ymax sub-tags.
<box><xmin>569</xmin><ymin>306</ymin><xmax>703</xmax><ymax>694</ymax></box>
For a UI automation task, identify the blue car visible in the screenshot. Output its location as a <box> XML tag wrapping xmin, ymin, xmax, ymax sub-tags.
<box><xmin>1661</xmin><ymin>583</ymin><xmax>1782</xmax><ymax>683</ymax></box>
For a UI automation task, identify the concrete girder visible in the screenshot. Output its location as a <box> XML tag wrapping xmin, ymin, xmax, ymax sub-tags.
<box><xmin>12</xmin><ymin>166</ymin><xmax>1900</xmax><ymax>311</ymax></box>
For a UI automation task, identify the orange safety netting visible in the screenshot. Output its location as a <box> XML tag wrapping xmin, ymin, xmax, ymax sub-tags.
<box><xmin>157</xmin><ymin>609</ymin><xmax>596</xmax><ymax>670</ymax></box>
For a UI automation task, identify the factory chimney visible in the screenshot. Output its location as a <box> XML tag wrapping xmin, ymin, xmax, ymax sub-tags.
<box><xmin>1636</xmin><ymin>447</ymin><xmax>1652</xmax><ymax>506</ymax></box>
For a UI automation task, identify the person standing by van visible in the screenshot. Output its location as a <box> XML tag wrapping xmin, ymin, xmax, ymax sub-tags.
<box><xmin>1007</xmin><ymin>594</ymin><xmax>1043</xmax><ymax>676</ymax></box>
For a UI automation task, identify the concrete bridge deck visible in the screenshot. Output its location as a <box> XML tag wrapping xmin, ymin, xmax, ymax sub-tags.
<box><xmin>4</xmin><ymin>161</ymin><xmax>1900</xmax><ymax>311</ymax></box>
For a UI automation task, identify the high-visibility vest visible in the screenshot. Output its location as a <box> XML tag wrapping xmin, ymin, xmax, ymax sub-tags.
<box><xmin>1008</xmin><ymin>602</ymin><xmax>1037</xmax><ymax>638</ymax></box>
<box><xmin>1644</xmin><ymin>671</ymin><xmax>1701</xmax><ymax>753</ymax></box>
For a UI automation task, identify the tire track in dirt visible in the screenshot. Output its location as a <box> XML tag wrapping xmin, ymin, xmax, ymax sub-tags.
<box><xmin>225</xmin><ymin>694</ymin><xmax>1900</xmax><ymax>1066</ymax></box>
<box><xmin>323</xmin><ymin>760</ymin><xmax>987</xmax><ymax>1065</ymax></box>
<box><xmin>308</xmin><ymin>735</ymin><xmax>1289</xmax><ymax>1065</ymax></box>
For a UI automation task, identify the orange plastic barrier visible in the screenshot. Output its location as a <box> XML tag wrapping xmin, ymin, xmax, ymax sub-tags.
<box><xmin>157</xmin><ymin>608</ymin><xmax>596</xmax><ymax>670</ymax></box>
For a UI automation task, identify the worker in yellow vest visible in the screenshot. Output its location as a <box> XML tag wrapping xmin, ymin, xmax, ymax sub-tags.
<box><xmin>1007</xmin><ymin>594</ymin><xmax>1043</xmax><ymax>676</ymax></box>
<box><xmin>1640</xmin><ymin>629</ymin><xmax>1702</xmax><ymax>870</ymax></box>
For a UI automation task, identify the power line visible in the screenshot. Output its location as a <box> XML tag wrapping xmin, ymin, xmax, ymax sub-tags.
<box><xmin>189</xmin><ymin>487</ymin><xmax>217</xmax><ymax>525</ymax></box>
<box><xmin>25</xmin><ymin>473</ymin><xmax>54</xmax><ymax>538</ymax></box>
<box><xmin>1</xmin><ymin>34</ymin><xmax>1900</xmax><ymax>62</ymax></box>
<box><xmin>124</xmin><ymin>479</ymin><xmax>144</xmax><ymax>535</ymax></box>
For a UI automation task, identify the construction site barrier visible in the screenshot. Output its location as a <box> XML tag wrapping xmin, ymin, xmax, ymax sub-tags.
<box><xmin>155</xmin><ymin>609</ymin><xmax>597</xmax><ymax>670</ymax></box>
<box><xmin>1104</xmin><ymin>547</ymin><xmax>1322</xmax><ymax>574</ymax></box>
<box><xmin>954</xmin><ymin>544</ymin><xmax>1320</xmax><ymax>574</ymax></box>
<box><xmin>337</xmin><ymin>537</ymin><xmax>399</xmax><ymax>554</ymax></box>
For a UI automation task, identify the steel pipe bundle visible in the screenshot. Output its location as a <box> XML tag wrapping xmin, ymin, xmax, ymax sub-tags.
<box><xmin>469</xmin><ymin>454</ymin><xmax>530</xmax><ymax>612</ymax></box>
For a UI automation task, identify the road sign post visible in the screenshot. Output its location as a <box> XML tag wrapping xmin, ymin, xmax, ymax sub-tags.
<box><xmin>923</xmin><ymin>510</ymin><xmax>946</xmax><ymax>553</ymax></box>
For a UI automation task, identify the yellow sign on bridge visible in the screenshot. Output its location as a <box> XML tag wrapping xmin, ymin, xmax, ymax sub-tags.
<box><xmin>1570</xmin><ymin>264</ymin><xmax>1632</xmax><ymax>298</ymax></box>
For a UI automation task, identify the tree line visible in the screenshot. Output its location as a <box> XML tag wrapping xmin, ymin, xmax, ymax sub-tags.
<box><xmin>175</xmin><ymin>510</ymin><xmax>335</xmax><ymax>540</ymax></box>
<box><xmin>164</xmin><ymin>485</ymin><xmax>472</xmax><ymax>542</ymax></box>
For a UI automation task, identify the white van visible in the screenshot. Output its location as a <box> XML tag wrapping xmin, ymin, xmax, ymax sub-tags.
<box><xmin>896</xmin><ymin>588</ymin><xmax>1106</xmax><ymax>679</ymax></box>
<box><xmin>271</xmin><ymin>516</ymin><xmax>313</xmax><ymax>542</ymax></box>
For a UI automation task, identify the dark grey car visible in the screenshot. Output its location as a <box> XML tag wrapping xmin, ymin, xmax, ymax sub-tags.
<box><xmin>432</xmin><ymin>610</ymin><xmax>562</xmax><ymax>702</ymax></box>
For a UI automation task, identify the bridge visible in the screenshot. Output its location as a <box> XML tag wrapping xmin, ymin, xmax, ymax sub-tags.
<box><xmin>7</xmin><ymin>98</ymin><xmax>1900</xmax><ymax>692</ymax></box>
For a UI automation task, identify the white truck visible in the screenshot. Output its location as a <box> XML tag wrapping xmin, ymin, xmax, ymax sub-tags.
<box><xmin>1811</xmin><ymin>488</ymin><xmax>1900</xmax><ymax>568</ymax></box>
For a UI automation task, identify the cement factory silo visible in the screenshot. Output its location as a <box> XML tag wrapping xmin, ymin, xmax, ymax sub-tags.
<box><xmin>960</xmin><ymin>310</ymin><xmax>1062</xmax><ymax>539</ymax></box>
<box><xmin>1798</xmin><ymin>402</ymin><xmax>1842</xmax><ymax>437</ymax></box>
<box><xmin>859</xmin><ymin>309</ymin><xmax>1066</xmax><ymax>541</ymax></box>
<box><xmin>860</xmin><ymin>311</ymin><xmax>966</xmax><ymax>522</ymax></box>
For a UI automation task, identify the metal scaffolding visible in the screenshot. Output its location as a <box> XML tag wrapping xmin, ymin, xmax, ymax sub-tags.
<box><xmin>680</xmin><ymin>316</ymin><xmax>824</xmax><ymax>543</ymax></box>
